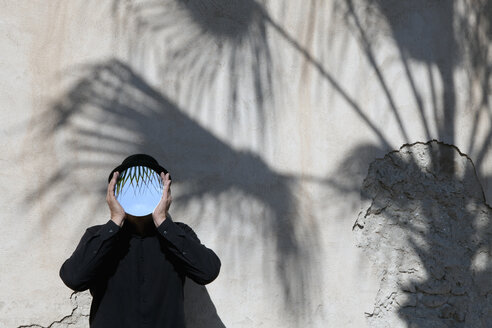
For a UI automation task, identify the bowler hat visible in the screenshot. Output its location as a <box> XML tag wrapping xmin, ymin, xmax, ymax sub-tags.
<box><xmin>107</xmin><ymin>154</ymin><xmax>170</xmax><ymax>183</ymax></box>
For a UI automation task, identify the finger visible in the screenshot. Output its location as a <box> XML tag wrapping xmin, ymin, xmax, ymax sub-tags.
<box><xmin>108</xmin><ymin>172</ymin><xmax>119</xmax><ymax>198</ymax></box>
<box><xmin>166</xmin><ymin>175</ymin><xmax>172</xmax><ymax>190</ymax></box>
<box><xmin>107</xmin><ymin>173</ymin><xmax>115</xmax><ymax>197</ymax></box>
<box><xmin>160</xmin><ymin>172</ymin><xmax>170</xmax><ymax>187</ymax></box>
<box><xmin>164</xmin><ymin>177</ymin><xmax>171</xmax><ymax>194</ymax></box>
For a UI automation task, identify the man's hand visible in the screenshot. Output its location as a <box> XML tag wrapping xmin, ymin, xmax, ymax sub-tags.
<box><xmin>152</xmin><ymin>172</ymin><xmax>172</xmax><ymax>227</ymax></box>
<box><xmin>107</xmin><ymin>171</ymin><xmax>126</xmax><ymax>227</ymax></box>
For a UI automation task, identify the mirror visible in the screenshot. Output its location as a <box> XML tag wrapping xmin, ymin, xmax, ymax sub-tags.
<box><xmin>115</xmin><ymin>165</ymin><xmax>164</xmax><ymax>217</ymax></box>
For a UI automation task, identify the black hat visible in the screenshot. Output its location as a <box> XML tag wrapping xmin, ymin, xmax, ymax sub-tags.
<box><xmin>107</xmin><ymin>154</ymin><xmax>170</xmax><ymax>183</ymax></box>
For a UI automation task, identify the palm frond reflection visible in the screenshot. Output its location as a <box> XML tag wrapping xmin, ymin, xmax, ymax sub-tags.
<box><xmin>115</xmin><ymin>166</ymin><xmax>163</xmax><ymax>198</ymax></box>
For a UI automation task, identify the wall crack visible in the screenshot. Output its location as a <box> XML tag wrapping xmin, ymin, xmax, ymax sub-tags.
<box><xmin>354</xmin><ymin>140</ymin><xmax>492</xmax><ymax>327</ymax></box>
<box><xmin>16</xmin><ymin>291</ymin><xmax>91</xmax><ymax>328</ymax></box>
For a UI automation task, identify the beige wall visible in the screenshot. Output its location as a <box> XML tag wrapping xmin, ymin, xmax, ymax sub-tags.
<box><xmin>1</xmin><ymin>0</ymin><xmax>491</xmax><ymax>327</ymax></box>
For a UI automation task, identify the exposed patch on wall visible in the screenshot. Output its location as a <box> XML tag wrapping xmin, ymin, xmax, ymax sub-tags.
<box><xmin>17</xmin><ymin>292</ymin><xmax>90</xmax><ymax>328</ymax></box>
<box><xmin>353</xmin><ymin>140</ymin><xmax>492</xmax><ymax>327</ymax></box>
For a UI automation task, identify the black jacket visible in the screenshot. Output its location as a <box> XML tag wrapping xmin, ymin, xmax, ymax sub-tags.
<box><xmin>59</xmin><ymin>217</ymin><xmax>221</xmax><ymax>327</ymax></box>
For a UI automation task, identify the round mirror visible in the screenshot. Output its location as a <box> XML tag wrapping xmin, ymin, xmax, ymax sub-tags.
<box><xmin>115</xmin><ymin>165</ymin><xmax>163</xmax><ymax>217</ymax></box>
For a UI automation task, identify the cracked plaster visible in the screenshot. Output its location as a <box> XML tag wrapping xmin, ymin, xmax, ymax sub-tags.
<box><xmin>354</xmin><ymin>140</ymin><xmax>492</xmax><ymax>327</ymax></box>
<box><xmin>16</xmin><ymin>292</ymin><xmax>91</xmax><ymax>328</ymax></box>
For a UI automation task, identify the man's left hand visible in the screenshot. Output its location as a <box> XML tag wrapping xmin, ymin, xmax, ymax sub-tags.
<box><xmin>152</xmin><ymin>172</ymin><xmax>172</xmax><ymax>227</ymax></box>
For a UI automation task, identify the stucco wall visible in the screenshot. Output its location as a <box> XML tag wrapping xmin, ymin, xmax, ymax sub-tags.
<box><xmin>354</xmin><ymin>141</ymin><xmax>492</xmax><ymax>327</ymax></box>
<box><xmin>1</xmin><ymin>0</ymin><xmax>491</xmax><ymax>327</ymax></box>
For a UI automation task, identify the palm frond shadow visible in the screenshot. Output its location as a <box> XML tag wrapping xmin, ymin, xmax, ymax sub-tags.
<box><xmin>353</xmin><ymin>141</ymin><xmax>492</xmax><ymax>326</ymax></box>
<box><xmin>19</xmin><ymin>1</ymin><xmax>492</xmax><ymax>325</ymax></box>
<box><xmin>27</xmin><ymin>59</ymin><xmax>324</xmax><ymax>323</ymax></box>
<box><xmin>110</xmin><ymin>0</ymin><xmax>275</xmax><ymax>144</ymax></box>
<box><xmin>324</xmin><ymin>1</ymin><xmax>492</xmax><ymax>326</ymax></box>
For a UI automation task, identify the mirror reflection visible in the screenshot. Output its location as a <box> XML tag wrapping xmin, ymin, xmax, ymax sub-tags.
<box><xmin>115</xmin><ymin>166</ymin><xmax>163</xmax><ymax>217</ymax></box>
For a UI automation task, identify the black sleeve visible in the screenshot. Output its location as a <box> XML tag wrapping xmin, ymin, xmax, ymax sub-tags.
<box><xmin>157</xmin><ymin>217</ymin><xmax>221</xmax><ymax>285</ymax></box>
<box><xmin>59</xmin><ymin>220</ymin><xmax>121</xmax><ymax>291</ymax></box>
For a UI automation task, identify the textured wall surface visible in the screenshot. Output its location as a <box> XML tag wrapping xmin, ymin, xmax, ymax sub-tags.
<box><xmin>354</xmin><ymin>141</ymin><xmax>492</xmax><ymax>327</ymax></box>
<box><xmin>17</xmin><ymin>292</ymin><xmax>91</xmax><ymax>328</ymax></box>
<box><xmin>1</xmin><ymin>0</ymin><xmax>492</xmax><ymax>327</ymax></box>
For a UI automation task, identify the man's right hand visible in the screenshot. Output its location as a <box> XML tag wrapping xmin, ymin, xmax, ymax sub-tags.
<box><xmin>107</xmin><ymin>171</ymin><xmax>126</xmax><ymax>227</ymax></box>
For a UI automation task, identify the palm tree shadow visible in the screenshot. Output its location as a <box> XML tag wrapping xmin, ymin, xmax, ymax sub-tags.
<box><xmin>353</xmin><ymin>141</ymin><xmax>492</xmax><ymax>327</ymax></box>
<box><xmin>339</xmin><ymin>0</ymin><xmax>492</xmax><ymax>175</ymax></box>
<box><xmin>26</xmin><ymin>59</ymin><xmax>323</xmax><ymax>323</ymax></box>
<box><xmin>110</xmin><ymin>0</ymin><xmax>275</xmax><ymax>144</ymax></box>
<box><xmin>325</xmin><ymin>1</ymin><xmax>492</xmax><ymax>325</ymax></box>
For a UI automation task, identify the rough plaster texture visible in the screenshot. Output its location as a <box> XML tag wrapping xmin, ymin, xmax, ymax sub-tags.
<box><xmin>17</xmin><ymin>292</ymin><xmax>91</xmax><ymax>328</ymax></box>
<box><xmin>354</xmin><ymin>141</ymin><xmax>492</xmax><ymax>327</ymax></box>
<box><xmin>1</xmin><ymin>0</ymin><xmax>492</xmax><ymax>327</ymax></box>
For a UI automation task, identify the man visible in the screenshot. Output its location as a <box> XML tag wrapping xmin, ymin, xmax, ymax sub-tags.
<box><xmin>59</xmin><ymin>155</ymin><xmax>221</xmax><ymax>327</ymax></box>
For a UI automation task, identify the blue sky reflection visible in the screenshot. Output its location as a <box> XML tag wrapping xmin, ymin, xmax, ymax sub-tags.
<box><xmin>115</xmin><ymin>166</ymin><xmax>164</xmax><ymax>216</ymax></box>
